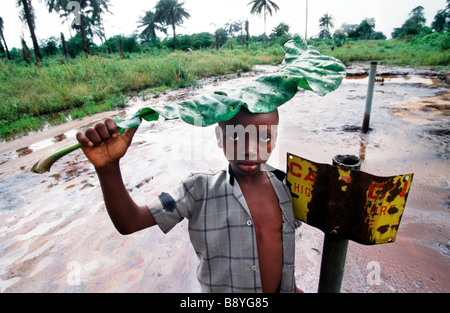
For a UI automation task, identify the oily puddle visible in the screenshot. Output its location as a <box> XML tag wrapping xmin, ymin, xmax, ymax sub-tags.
<box><xmin>389</xmin><ymin>90</ymin><xmax>450</xmax><ymax>118</ymax></box>
<box><xmin>346</xmin><ymin>74</ymin><xmax>443</xmax><ymax>86</ymax></box>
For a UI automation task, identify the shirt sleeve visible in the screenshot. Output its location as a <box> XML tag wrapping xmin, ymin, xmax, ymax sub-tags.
<box><xmin>147</xmin><ymin>175</ymin><xmax>198</xmax><ymax>234</ymax></box>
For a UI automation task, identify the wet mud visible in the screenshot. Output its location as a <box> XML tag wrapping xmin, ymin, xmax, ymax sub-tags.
<box><xmin>0</xmin><ymin>64</ymin><xmax>449</xmax><ymax>293</ymax></box>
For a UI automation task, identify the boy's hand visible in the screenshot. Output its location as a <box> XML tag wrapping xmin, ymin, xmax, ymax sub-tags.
<box><xmin>76</xmin><ymin>118</ymin><xmax>138</xmax><ymax>169</ymax></box>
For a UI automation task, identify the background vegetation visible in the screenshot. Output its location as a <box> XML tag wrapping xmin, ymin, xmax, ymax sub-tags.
<box><xmin>313</xmin><ymin>32</ymin><xmax>450</xmax><ymax>67</ymax></box>
<box><xmin>0</xmin><ymin>0</ymin><xmax>448</xmax><ymax>141</ymax></box>
<box><xmin>0</xmin><ymin>47</ymin><xmax>285</xmax><ymax>140</ymax></box>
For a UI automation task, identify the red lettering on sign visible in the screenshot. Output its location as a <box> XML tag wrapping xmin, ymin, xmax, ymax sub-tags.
<box><xmin>399</xmin><ymin>181</ymin><xmax>409</xmax><ymax>198</ymax></box>
<box><xmin>290</xmin><ymin>162</ymin><xmax>317</xmax><ymax>183</ymax></box>
<box><xmin>293</xmin><ymin>183</ymin><xmax>312</xmax><ymax>197</ymax></box>
<box><xmin>368</xmin><ymin>183</ymin><xmax>385</xmax><ymax>200</ymax></box>
<box><xmin>290</xmin><ymin>162</ymin><xmax>302</xmax><ymax>178</ymax></box>
<box><xmin>369</xmin><ymin>180</ymin><xmax>409</xmax><ymax>201</ymax></box>
<box><xmin>304</xmin><ymin>172</ymin><xmax>317</xmax><ymax>183</ymax></box>
<box><xmin>380</xmin><ymin>206</ymin><xmax>387</xmax><ymax>216</ymax></box>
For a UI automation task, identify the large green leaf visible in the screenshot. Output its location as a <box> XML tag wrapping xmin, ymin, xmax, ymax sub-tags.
<box><xmin>280</xmin><ymin>38</ymin><xmax>347</xmax><ymax>96</ymax></box>
<box><xmin>114</xmin><ymin>36</ymin><xmax>346</xmax><ymax>129</ymax></box>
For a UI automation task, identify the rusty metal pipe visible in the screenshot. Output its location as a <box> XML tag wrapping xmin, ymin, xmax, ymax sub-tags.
<box><xmin>318</xmin><ymin>236</ymin><xmax>349</xmax><ymax>293</ymax></box>
<box><xmin>362</xmin><ymin>62</ymin><xmax>378</xmax><ymax>134</ymax></box>
<box><xmin>318</xmin><ymin>155</ymin><xmax>361</xmax><ymax>293</ymax></box>
<box><xmin>332</xmin><ymin>154</ymin><xmax>361</xmax><ymax>170</ymax></box>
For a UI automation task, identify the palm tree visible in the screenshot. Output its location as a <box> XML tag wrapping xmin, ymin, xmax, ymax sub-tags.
<box><xmin>245</xmin><ymin>20</ymin><xmax>249</xmax><ymax>48</ymax></box>
<box><xmin>18</xmin><ymin>0</ymin><xmax>42</xmax><ymax>61</ymax></box>
<box><xmin>248</xmin><ymin>0</ymin><xmax>279</xmax><ymax>45</ymax></box>
<box><xmin>45</xmin><ymin>0</ymin><xmax>110</xmax><ymax>57</ymax></box>
<box><xmin>0</xmin><ymin>17</ymin><xmax>12</xmax><ymax>60</ymax></box>
<box><xmin>358</xmin><ymin>18</ymin><xmax>376</xmax><ymax>40</ymax></box>
<box><xmin>319</xmin><ymin>13</ymin><xmax>334</xmax><ymax>31</ymax></box>
<box><xmin>271</xmin><ymin>22</ymin><xmax>289</xmax><ymax>37</ymax></box>
<box><xmin>319</xmin><ymin>13</ymin><xmax>334</xmax><ymax>39</ymax></box>
<box><xmin>21</xmin><ymin>37</ymin><xmax>32</xmax><ymax>63</ymax></box>
<box><xmin>138</xmin><ymin>10</ymin><xmax>166</xmax><ymax>42</ymax></box>
<box><xmin>154</xmin><ymin>0</ymin><xmax>190</xmax><ymax>50</ymax></box>
<box><xmin>224</xmin><ymin>20</ymin><xmax>241</xmax><ymax>37</ymax></box>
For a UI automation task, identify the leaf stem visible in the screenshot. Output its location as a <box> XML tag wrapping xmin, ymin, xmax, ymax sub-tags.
<box><xmin>31</xmin><ymin>142</ymin><xmax>83</xmax><ymax>174</ymax></box>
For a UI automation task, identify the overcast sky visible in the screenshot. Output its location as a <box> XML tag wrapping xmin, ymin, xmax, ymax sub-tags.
<box><xmin>1</xmin><ymin>0</ymin><xmax>447</xmax><ymax>49</ymax></box>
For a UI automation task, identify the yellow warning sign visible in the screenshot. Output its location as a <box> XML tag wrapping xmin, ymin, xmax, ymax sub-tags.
<box><xmin>287</xmin><ymin>153</ymin><xmax>414</xmax><ymax>245</ymax></box>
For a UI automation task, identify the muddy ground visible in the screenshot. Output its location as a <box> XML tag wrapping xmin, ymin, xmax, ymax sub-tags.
<box><xmin>0</xmin><ymin>64</ymin><xmax>449</xmax><ymax>293</ymax></box>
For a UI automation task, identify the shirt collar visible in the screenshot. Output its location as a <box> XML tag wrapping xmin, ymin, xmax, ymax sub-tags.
<box><xmin>228</xmin><ymin>164</ymin><xmax>286</xmax><ymax>186</ymax></box>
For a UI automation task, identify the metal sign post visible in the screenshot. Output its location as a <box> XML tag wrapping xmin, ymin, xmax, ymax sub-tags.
<box><xmin>318</xmin><ymin>155</ymin><xmax>361</xmax><ymax>293</ymax></box>
<box><xmin>287</xmin><ymin>153</ymin><xmax>414</xmax><ymax>292</ymax></box>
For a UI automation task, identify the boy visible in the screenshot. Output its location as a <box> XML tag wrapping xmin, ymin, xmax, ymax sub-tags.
<box><xmin>76</xmin><ymin>106</ymin><xmax>301</xmax><ymax>293</ymax></box>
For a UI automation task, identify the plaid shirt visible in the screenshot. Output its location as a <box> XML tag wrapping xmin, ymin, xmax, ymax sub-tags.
<box><xmin>148</xmin><ymin>165</ymin><xmax>296</xmax><ymax>293</ymax></box>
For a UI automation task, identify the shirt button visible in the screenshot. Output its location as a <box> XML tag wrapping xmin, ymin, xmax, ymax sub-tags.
<box><xmin>252</xmin><ymin>265</ymin><xmax>257</xmax><ymax>271</ymax></box>
<box><xmin>247</xmin><ymin>220</ymin><xmax>253</xmax><ymax>226</ymax></box>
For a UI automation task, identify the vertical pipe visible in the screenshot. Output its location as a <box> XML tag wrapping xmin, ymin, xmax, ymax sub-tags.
<box><xmin>318</xmin><ymin>155</ymin><xmax>361</xmax><ymax>293</ymax></box>
<box><xmin>362</xmin><ymin>62</ymin><xmax>378</xmax><ymax>134</ymax></box>
<box><xmin>318</xmin><ymin>237</ymin><xmax>349</xmax><ymax>293</ymax></box>
<box><xmin>305</xmin><ymin>0</ymin><xmax>309</xmax><ymax>41</ymax></box>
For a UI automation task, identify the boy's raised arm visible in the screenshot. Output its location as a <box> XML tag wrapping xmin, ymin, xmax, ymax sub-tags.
<box><xmin>77</xmin><ymin>118</ymin><xmax>156</xmax><ymax>235</ymax></box>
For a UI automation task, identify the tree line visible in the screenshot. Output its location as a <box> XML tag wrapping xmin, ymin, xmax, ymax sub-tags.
<box><xmin>0</xmin><ymin>0</ymin><xmax>449</xmax><ymax>63</ymax></box>
<box><xmin>314</xmin><ymin>2</ymin><xmax>449</xmax><ymax>47</ymax></box>
<box><xmin>0</xmin><ymin>0</ymin><xmax>288</xmax><ymax>63</ymax></box>
<box><xmin>392</xmin><ymin>4</ymin><xmax>450</xmax><ymax>38</ymax></box>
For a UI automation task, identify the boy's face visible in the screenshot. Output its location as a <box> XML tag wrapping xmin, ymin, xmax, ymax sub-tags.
<box><xmin>216</xmin><ymin>109</ymin><xmax>279</xmax><ymax>176</ymax></box>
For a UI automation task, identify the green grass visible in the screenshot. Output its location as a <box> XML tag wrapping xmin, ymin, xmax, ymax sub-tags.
<box><xmin>0</xmin><ymin>47</ymin><xmax>284</xmax><ymax>141</ymax></box>
<box><xmin>314</xmin><ymin>34</ymin><xmax>450</xmax><ymax>68</ymax></box>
